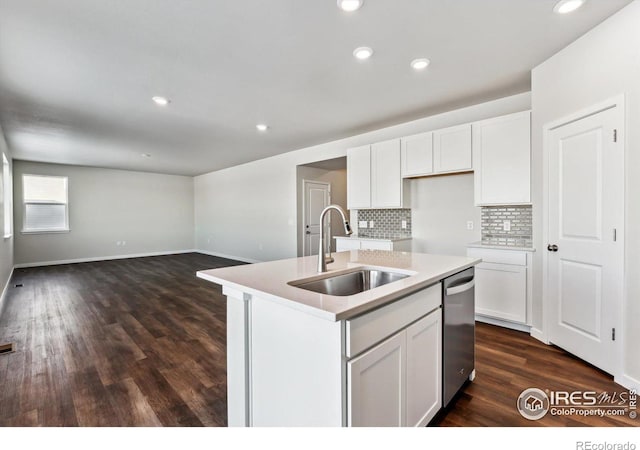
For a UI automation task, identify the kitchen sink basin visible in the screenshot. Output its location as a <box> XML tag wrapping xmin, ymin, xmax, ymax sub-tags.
<box><xmin>290</xmin><ymin>269</ymin><xmax>410</xmax><ymax>296</ymax></box>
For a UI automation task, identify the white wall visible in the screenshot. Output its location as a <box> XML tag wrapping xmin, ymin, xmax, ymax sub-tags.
<box><xmin>531</xmin><ymin>1</ymin><xmax>640</xmax><ymax>387</ymax></box>
<box><xmin>13</xmin><ymin>161</ymin><xmax>195</xmax><ymax>266</ymax></box>
<box><xmin>411</xmin><ymin>173</ymin><xmax>481</xmax><ymax>256</ymax></box>
<box><xmin>195</xmin><ymin>92</ymin><xmax>530</xmax><ymax>263</ymax></box>
<box><xmin>0</xmin><ymin>124</ymin><xmax>13</xmax><ymax>316</ymax></box>
<box><xmin>296</xmin><ymin>166</ymin><xmax>348</xmax><ymax>255</ymax></box>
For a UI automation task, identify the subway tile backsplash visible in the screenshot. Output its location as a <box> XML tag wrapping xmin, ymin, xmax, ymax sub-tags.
<box><xmin>356</xmin><ymin>209</ymin><xmax>412</xmax><ymax>239</ymax></box>
<box><xmin>481</xmin><ymin>206</ymin><xmax>533</xmax><ymax>247</ymax></box>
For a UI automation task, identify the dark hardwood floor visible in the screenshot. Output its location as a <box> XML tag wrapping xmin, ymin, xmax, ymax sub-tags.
<box><xmin>0</xmin><ymin>253</ymin><xmax>635</xmax><ymax>427</ymax></box>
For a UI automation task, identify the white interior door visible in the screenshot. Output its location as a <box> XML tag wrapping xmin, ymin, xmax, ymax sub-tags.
<box><xmin>547</xmin><ymin>106</ymin><xmax>623</xmax><ymax>375</ymax></box>
<box><xmin>303</xmin><ymin>180</ymin><xmax>330</xmax><ymax>257</ymax></box>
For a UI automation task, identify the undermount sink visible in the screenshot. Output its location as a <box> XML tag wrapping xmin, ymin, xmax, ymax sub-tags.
<box><xmin>289</xmin><ymin>269</ymin><xmax>410</xmax><ymax>296</ymax></box>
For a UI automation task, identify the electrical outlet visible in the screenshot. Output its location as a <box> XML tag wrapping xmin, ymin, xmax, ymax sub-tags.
<box><xmin>122</xmin><ymin>241</ymin><xmax>126</xmax><ymax>246</ymax></box>
<box><xmin>359</xmin><ymin>220</ymin><xmax>368</xmax><ymax>228</ymax></box>
<box><xmin>503</xmin><ymin>220</ymin><xmax>511</xmax><ymax>232</ymax></box>
<box><xmin>401</xmin><ymin>220</ymin><xmax>407</xmax><ymax>229</ymax></box>
<box><xmin>259</xmin><ymin>243</ymin><xmax>263</xmax><ymax>250</ymax></box>
<box><xmin>467</xmin><ymin>221</ymin><xmax>474</xmax><ymax>230</ymax></box>
<box><xmin>369</xmin><ymin>221</ymin><xmax>375</xmax><ymax>228</ymax></box>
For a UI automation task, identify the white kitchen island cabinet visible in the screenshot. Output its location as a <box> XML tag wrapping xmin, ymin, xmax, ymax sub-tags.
<box><xmin>197</xmin><ymin>251</ymin><xmax>479</xmax><ymax>427</ymax></box>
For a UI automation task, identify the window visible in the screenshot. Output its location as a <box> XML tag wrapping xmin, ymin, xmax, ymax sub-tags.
<box><xmin>22</xmin><ymin>174</ymin><xmax>69</xmax><ymax>233</ymax></box>
<box><xmin>2</xmin><ymin>153</ymin><xmax>11</xmax><ymax>238</ymax></box>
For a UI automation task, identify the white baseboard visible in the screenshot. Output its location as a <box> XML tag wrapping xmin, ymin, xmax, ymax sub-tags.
<box><xmin>615</xmin><ymin>373</ymin><xmax>640</xmax><ymax>392</ymax></box>
<box><xmin>475</xmin><ymin>314</ymin><xmax>531</xmax><ymax>333</ymax></box>
<box><xmin>13</xmin><ymin>250</ymin><xmax>198</xmax><ymax>269</ymax></box>
<box><xmin>0</xmin><ymin>266</ymin><xmax>15</xmax><ymax>321</ymax></box>
<box><xmin>530</xmin><ymin>327</ymin><xmax>548</xmax><ymax>344</ymax></box>
<box><xmin>195</xmin><ymin>249</ymin><xmax>261</xmax><ymax>264</ymax></box>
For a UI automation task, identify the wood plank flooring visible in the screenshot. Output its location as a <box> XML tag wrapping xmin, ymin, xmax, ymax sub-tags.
<box><xmin>0</xmin><ymin>253</ymin><xmax>241</xmax><ymax>426</ymax></box>
<box><xmin>0</xmin><ymin>253</ymin><xmax>635</xmax><ymax>427</ymax></box>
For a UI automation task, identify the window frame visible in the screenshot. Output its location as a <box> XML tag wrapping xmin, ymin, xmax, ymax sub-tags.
<box><xmin>2</xmin><ymin>153</ymin><xmax>12</xmax><ymax>239</ymax></box>
<box><xmin>21</xmin><ymin>173</ymin><xmax>70</xmax><ymax>234</ymax></box>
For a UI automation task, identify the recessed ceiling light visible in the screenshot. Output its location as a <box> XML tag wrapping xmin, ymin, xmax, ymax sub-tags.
<box><xmin>337</xmin><ymin>0</ymin><xmax>363</xmax><ymax>12</ymax></box>
<box><xmin>353</xmin><ymin>47</ymin><xmax>373</xmax><ymax>60</ymax></box>
<box><xmin>410</xmin><ymin>58</ymin><xmax>431</xmax><ymax>71</ymax></box>
<box><xmin>553</xmin><ymin>0</ymin><xmax>586</xmax><ymax>14</ymax></box>
<box><xmin>256</xmin><ymin>124</ymin><xmax>269</xmax><ymax>132</ymax></box>
<box><xmin>141</xmin><ymin>153</ymin><xmax>151</xmax><ymax>158</ymax></box>
<box><xmin>152</xmin><ymin>96</ymin><xmax>170</xmax><ymax>106</ymax></box>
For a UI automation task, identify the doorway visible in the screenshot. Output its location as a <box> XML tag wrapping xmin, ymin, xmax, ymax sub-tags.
<box><xmin>296</xmin><ymin>157</ymin><xmax>348</xmax><ymax>257</ymax></box>
<box><xmin>544</xmin><ymin>97</ymin><xmax>624</xmax><ymax>376</ymax></box>
<box><xmin>302</xmin><ymin>180</ymin><xmax>330</xmax><ymax>256</ymax></box>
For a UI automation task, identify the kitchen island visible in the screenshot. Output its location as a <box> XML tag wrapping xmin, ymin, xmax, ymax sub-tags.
<box><xmin>197</xmin><ymin>250</ymin><xmax>480</xmax><ymax>427</ymax></box>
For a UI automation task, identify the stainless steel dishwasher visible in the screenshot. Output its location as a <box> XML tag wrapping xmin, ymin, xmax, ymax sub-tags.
<box><xmin>442</xmin><ymin>267</ymin><xmax>476</xmax><ymax>407</ymax></box>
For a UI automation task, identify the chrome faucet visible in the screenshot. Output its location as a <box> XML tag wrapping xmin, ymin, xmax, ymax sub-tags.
<box><xmin>318</xmin><ymin>204</ymin><xmax>353</xmax><ymax>273</ymax></box>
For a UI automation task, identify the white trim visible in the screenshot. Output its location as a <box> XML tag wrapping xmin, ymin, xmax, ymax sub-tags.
<box><xmin>542</xmin><ymin>94</ymin><xmax>626</xmax><ymax>381</ymax></box>
<box><xmin>0</xmin><ymin>267</ymin><xmax>15</xmax><ymax>320</ymax></box>
<box><xmin>614</xmin><ymin>374</ymin><xmax>640</xmax><ymax>392</ymax></box>
<box><xmin>475</xmin><ymin>315</ymin><xmax>531</xmax><ymax>333</ymax></box>
<box><xmin>196</xmin><ymin>249</ymin><xmax>261</xmax><ymax>264</ymax></box>
<box><xmin>13</xmin><ymin>250</ymin><xmax>198</xmax><ymax>268</ymax></box>
<box><xmin>529</xmin><ymin>327</ymin><xmax>547</xmax><ymax>344</ymax></box>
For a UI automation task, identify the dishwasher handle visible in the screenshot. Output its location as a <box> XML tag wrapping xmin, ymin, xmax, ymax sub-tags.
<box><xmin>446</xmin><ymin>279</ymin><xmax>475</xmax><ymax>296</ymax></box>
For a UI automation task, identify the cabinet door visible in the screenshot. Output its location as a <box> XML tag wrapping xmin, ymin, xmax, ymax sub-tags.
<box><xmin>475</xmin><ymin>262</ymin><xmax>527</xmax><ymax>323</ymax></box>
<box><xmin>347</xmin><ymin>331</ymin><xmax>406</xmax><ymax>427</ymax></box>
<box><xmin>401</xmin><ymin>132</ymin><xmax>433</xmax><ymax>177</ymax></box>
<box><xmin>371</xmin><ymin>139</ymin><xmax>403</xmax><ymax>208</ymax></box>
<box><xmin>406</xmin><ymin>309</ymin><xmax>442</xmax><ymax>427</ymax></box>
<box><xmin>473</xmin><ymin>111</ymin><xmax>531</xmax><ymax>205</ymax></box>
<box><xmin>433</xmin><ymin>123</ymin><xmax>472</xmax><ymax>173</ymax></box>
<box><xmin>347</xmin><ymin>145</ymin><xmax>371</xmax><ymax>209</ymax></box>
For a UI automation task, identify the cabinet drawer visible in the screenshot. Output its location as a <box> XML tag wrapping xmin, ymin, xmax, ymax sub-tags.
<box><xmin>346</xmin><ymin>283</ymin><xmax>442</xmax><ymax>358</ymax></box>
<box><xmin>361</xmin><ymin>240</ymin><xmax>393</xmax><ymax>251</ymax></box>
<box><xmin>336</xmin><ymin>238</ymin><xmax>361</xmax><ymax>252</ymax></box>
<box><xmin>467</xmin><ymin>248</ymin><xmax>527</xmax><ymax>266</ymax></box>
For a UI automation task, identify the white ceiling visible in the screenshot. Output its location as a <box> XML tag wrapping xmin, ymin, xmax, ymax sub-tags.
<box><xmin>0</xmin><ymin>0</ymin><xmax>632</xmax><ymax>176</ymax></box>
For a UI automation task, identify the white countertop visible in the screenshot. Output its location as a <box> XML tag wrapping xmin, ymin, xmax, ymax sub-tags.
<box><xmin>334</xmin><ymin>235</ymin><xmax>413</xmax><ymax>242</ymax></box>
<box><xmin>467</xmin><ymin>241</ymin><xmax>535</xmax><ymax>252</ymax></box>
<box><xmin>197</xmin><ymin>250</ymin><xmax>480</xmax><ymax>321</ymax></box>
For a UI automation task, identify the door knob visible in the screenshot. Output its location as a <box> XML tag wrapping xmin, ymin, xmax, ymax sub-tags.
<box><xmin>547</xmin><ymin>244</ymin><xmax>558</xmax><ymax>252</ymax></box>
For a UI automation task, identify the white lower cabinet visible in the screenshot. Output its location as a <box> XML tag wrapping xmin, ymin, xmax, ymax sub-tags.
<box><xmin>467</xmin><ymin>247</ymin><xmax>533</xmax><ymax>327</ymax></box>
<box><xmin>405</xmin><ymin>310</ymin><xmax>442</xmax><ymax>427</ymax></box>
<box><xmin>347</xmin><ymin>306</ymin><xmax>442</xmax><ymax>427</ymax></box>
<box><xmin>348</xmin><ymin>330</ymin><xmax>406</xmax><ymax>427</ymax></box>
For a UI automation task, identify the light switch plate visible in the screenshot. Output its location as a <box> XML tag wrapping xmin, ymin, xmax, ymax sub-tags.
<box><xmin>369</xmin><ymin>221</ymin><xmax>375</xmax><ymax>228</ymax></box>
<box><xmin>503</xmin><ymin>220</ymin><xmax>511</xmax><ymax>232</ymax></box>
<box><xmin>401</xmin><ymin>220</ymin><xmax>407</xmax><ymax>229</ymax></box>
<box><xmin>467</xmin><ymin>221</ymin><xmax>474</xmax><ymax>230</ymax></box>
<box><xmin>359</xmin><ymin>221</ymin><xmax>368</xmax><ymax>228</ymax></box>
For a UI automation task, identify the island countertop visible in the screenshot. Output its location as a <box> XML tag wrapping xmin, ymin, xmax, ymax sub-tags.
<box><xmin>197</xmin><ymin>250</ymin><xmax>480</xmax><ymax>321</ymax></box>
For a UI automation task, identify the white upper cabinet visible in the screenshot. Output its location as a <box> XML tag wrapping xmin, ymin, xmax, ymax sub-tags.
<box><xmin>473</xmin><ymin>111</ymin><xmax>531</xmax><ymax>206</ymax></box>
<box><xmin>371</xmin><ymin>139</ymin><xmax>403</xmax><ymax>208</ymax></box>
<box><xmin>347</xmin><ymin>145</ymin><xmax>371</xmax><ymax>209</ymax></box>
<box><xmin>401</xmin><ymin>132</ymin><xmax>433</xmax><ymax>178</ymax></box>
<box><xmin>433</xmin><ymin>123</ymin><xmax>473</xmax><ymax>173</ymax></box>
<box><xmin>348</xmin><ymin>140</ymin><xmax>407</xmax><ymax>209</ymax></box>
